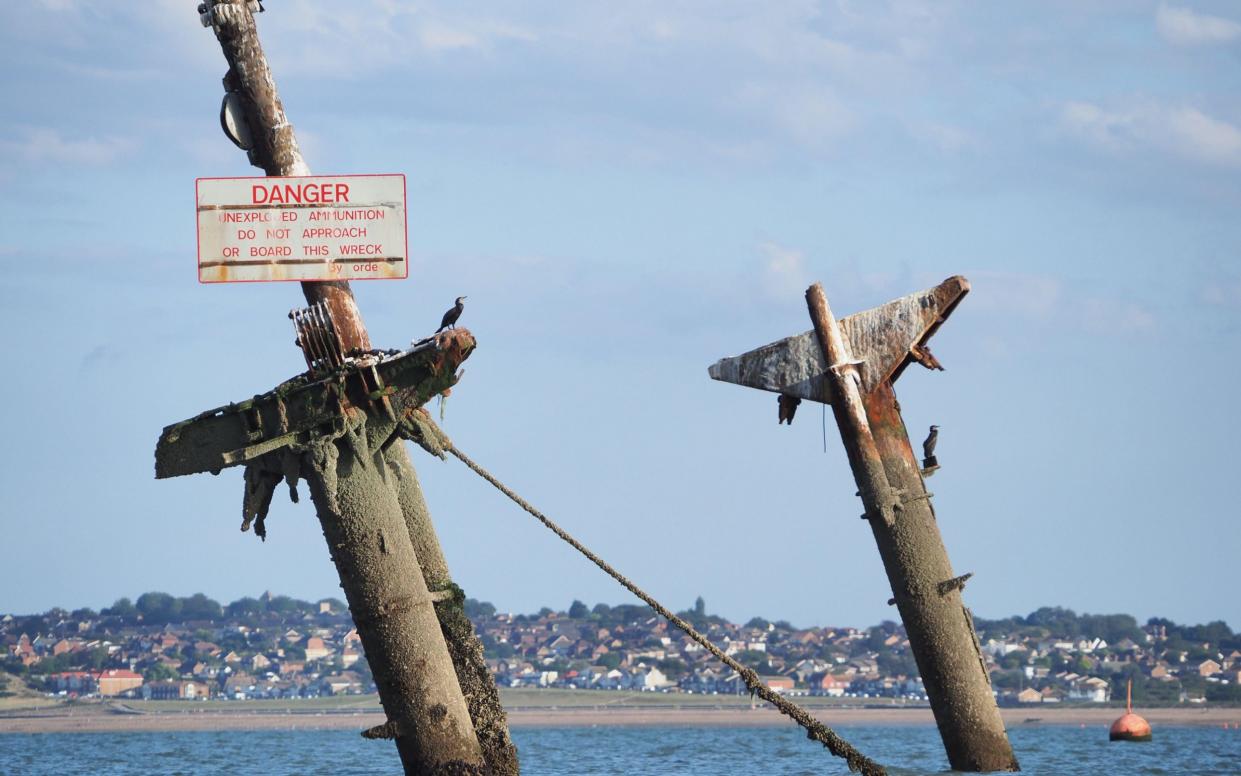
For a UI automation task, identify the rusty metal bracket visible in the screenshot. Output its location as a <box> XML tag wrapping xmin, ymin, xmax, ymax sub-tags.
<box><xmin>428</xmin><ymin>589</ymin><xmax>454</xmax><ymax>603</ymax></box>
<box><xmin>896</xmin><ymin>491</ymin><xmax>934</xmax><ymax>509</ymax></box>
<box><xmin>362</xmin><ymin>719</ymin><xmax>403</xmax><ymax>740</ymax></box>
<box><xmin>199</xmin><ymin>1</ymin><xmax>264</xmax><ymax>29</ymax></box>
<box><xmin>859</xmin><ymin>502</ymin><xmax>899</xmax><ymax>525</ymax></box>
<box><xmin>359</xmin><ymin>363</ymin><xmax>397</xmax><ymax>422</ymax></box>
<box><xmin>937</xmin><ymin>572</ymin><xmax>974</xmax><ymax>596</ymax></box>
<box><xmin>291</xmin><ymin>301</ymin><xmax>346</xmax><ymax>375</ymax></box>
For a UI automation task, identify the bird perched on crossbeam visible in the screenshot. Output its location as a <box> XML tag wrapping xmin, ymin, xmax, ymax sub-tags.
<box><xmin>437</xmin><ymin>296</ymin><xmax>466</xmax><ymax>333</ymax></box>
<box><xmin>777</xmin><ymin>394</ymin><xmax>801</xmax><ymax>425</ymax></box>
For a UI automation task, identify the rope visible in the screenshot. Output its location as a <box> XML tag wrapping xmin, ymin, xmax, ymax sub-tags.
<box><xmin>447</xmin><ymin>444</ymin><xmax>886</xmax><ymax>776</ymax></box>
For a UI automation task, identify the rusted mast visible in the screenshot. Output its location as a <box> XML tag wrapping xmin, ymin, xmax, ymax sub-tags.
<box><xmin>709</xmin><ymin>277</ymin><xmax>1018</xmax><ymax>771</ymax></box>
<box><xmin>805</xmin><ymin>284</ymin><xmax>1018</xmax><ymax>772</ymax></box>
<box><xmin>804</xmin><ymin>285</ymin><xmax>897</xmax><ymax>528</ymax></box>
<box><xmin>863</xmin><ymin>381</ymin><xmax>1017</xmax><ymax>770</ymax></box>
<box><xmin>203</xmin><ymin>0</ymin><xmax>365</xmax><ymax>344</ymax></box>
<box><xmin>195</xmin><ymin>2</ymin><xmax>516</xmax><ymax>772</ymax></box>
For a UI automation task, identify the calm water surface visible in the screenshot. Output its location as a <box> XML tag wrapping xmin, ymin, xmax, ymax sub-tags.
<box><xmin>1</xmin><ymin>725</ymin><xmax>1238</xmax><ymax>775</ymax></box>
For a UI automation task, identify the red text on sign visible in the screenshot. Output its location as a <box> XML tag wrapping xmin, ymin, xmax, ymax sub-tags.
<box><xmin>251</xmin><ymin>182</ymin><xmax>350</xmax><ymax>205</ymax></box>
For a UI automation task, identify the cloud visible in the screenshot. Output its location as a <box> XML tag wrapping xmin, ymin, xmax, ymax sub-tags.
<box><xmin>417</xmin><ymin>18</ymin><xmax>537</xmax><ymax>54</ymax></box>
<box><xmin>1201</xmin><ymin>279</ymin><xmax>1241</xmax><ymax>306</ymax></box>
<box><xmin>759</xmin><ymin>241</ymin><xmax>809</xmax><ymax>299</ymax></box>
<box><xmin>1060</xmin><ymin>101</ymin><xmax>1241</xmax><ymax>169</ymax></box>
<box><xmin>1079</xmin><ymin>297</ymin><xmax>1156</xmax><ymax>335</ymax></box>
<box><xmin>5</xmin><ymin>1</ymin><xmax>966</xmax><ymax>170</ymax></box>
<box><xmin>418</xmin><ymin>22</ymin><xmax>482</xmax><ymax>53</ymax></box>
<box><xmin>1156</xmin><ymin>4</ymin><xmax>1241</xmax><ymax>46</ymax></box>
<box><xmin>1060</xmin><ymin>101</ymin><xmax>1133</xmax><ymax>147</ymax></box>
<box><xmin>967</xmin><ymin>271</ymin><xmax>1063</xmax><ymax>319</ymax></box>
<box><xmin>231</xmin><ymin>2</ymin><xmax>938</xmax><ymax>160</ymax></box>
<box><xmin>733</xmin><ymin>82</ymin><xmax>856</xmax><ymax>152</ymax></box>
<box><xmin>1</xmin><ymin>129</ymin><xmax>136</xmax><ymax>167</ymax></box>
<box><xmin>57</xmin><ymin>62</ymin><xmax>163</xmax><ymax>81</ymax></box>
<box><xmin>964</xmin><ymin>271</ymin><xmax>1158</xmax><ymax>336</ymax></box>
<box><xmin>80</xmin><ymin>344</ymin><xmax>122</xmax><ymax>372</ymax></box>
<box><xmin>268</xmin><ymin>3</ymin><xmax>538</xmax><ymax>75</ymax></box>
<box><xmin>1166</xmin><ymin>107</ymin><xmax>1241</xmax><ymax>166</ymax></box>
<box><xmin>908</xmin><ymin>120</ymin><xmax>976</xmax><ymax>153</ymax></box>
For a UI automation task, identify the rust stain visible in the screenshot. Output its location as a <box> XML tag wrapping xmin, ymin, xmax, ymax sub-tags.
<box><xmin>709</xmin><ymin>275</ymin><xmax>971</xmax><ymax>402</ymax></box>
<box><xmin>885</xmin><ymin>276</ymin><xmax>969</xmax><ymax>387</ymax></box>
<box><xmin>435</xmin><ymin>329</ymin><xmax>476</xmax><ymax>371</ymax></box>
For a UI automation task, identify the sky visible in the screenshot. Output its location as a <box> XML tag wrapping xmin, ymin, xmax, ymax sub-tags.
<box><xmin>1</xmin><ymin>1</ymin><xmax>1239</xmax><ymax>631</ymax></box>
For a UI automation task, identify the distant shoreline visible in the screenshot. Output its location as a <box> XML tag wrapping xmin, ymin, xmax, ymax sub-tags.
<box><xmin>2</xmin><ymin>703</ymin><xmax>1238</xmax><ymax>734</ymax></box>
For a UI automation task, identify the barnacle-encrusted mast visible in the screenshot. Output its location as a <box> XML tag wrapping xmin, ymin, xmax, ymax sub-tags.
<box><xmin>710</xmin><ymin>277</ymin><xmax>1021</xmax><ymax>772</ymax></box>
<box><xmin>160</xmin><ymin>2</ymin><xmax>519</xmax><ymax>773</ymax></box>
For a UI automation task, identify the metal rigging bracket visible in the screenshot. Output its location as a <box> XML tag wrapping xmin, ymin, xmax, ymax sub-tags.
<box><xmin>291</xmin><ymin>301</ymin><xmax>347</xmax><ymax>375</ymax></box>
<box><xmin>199</xmin><ymin>1</ymin><xmax>264</xmax><ymax>29</ymax></box>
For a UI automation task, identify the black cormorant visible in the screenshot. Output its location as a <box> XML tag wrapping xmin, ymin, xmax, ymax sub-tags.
<box><xmin>922</xmin><ymin>425</ymin><xmax>939</xmax><ymax>460</ymax></box>
<box><xmin>437</xmin><ymin>296</ymin><xmax>466</xmax><ymax>332</ymax></box>
<box><xmin>777</xmin><ymin>394</ymin><xmax>801</xmax><ymax>425</ymax></box>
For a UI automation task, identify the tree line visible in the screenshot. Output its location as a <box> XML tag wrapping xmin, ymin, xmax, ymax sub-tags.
<box><xmin>974</xmin><ymin>606</ymin><xmax>1238</xmax><ymax>650</ymax></box>
<box><xmin>90</xmin><ymin>592</ymin><xmax>347</xmax><ymax>625</ymax></box>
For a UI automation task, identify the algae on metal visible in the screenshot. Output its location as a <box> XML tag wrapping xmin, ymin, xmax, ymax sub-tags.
<box><xmin>156</xmin><ymin>330</ymin><xmax>503</xmax><ymax>774</ymax></box>
<box><xmin>386</xmin><ymin>443</ymin><xmax>521</xmax><ymax>776</ymax></box>
<box><xmin>155</xmin><ymin>335</ymin><xmax>471</xmax><ymax>481</ymax></box>
<box><xmin>299</xmin><ymin>406</ymin><xmax>485</xmax><ymax>773</ymax></box>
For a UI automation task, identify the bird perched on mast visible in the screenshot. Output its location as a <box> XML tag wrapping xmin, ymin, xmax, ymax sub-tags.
<box><xmin>436</xmin><ymin>296</ymin><xmax>466</xmax><ymax>333</ymax></box>
<box><xmin>777</xmin><ymin>394</ymin><xmax>801</xmax><ymax>425</ymax></box>
<box><xmin>921</xmin><ymin>425</ymin><xmax>939</xmax><ymax>471</ymax></box>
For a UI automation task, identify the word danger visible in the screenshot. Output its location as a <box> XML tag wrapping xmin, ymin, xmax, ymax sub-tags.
<box><xmin>250</xmin><ymin>181</ymin><xmax>350</xmax><ymax>205</ymax></box>
<box><xmin>196</xmin><ymin>174</ymin><xmax>407</xmax><ymax>283</ymax></box>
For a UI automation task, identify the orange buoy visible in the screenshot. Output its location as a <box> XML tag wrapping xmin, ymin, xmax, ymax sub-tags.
<box><xmin>1109</xmin><ymin>680</ymin><xmax>1152</xmax><ymax>742</ymax></box>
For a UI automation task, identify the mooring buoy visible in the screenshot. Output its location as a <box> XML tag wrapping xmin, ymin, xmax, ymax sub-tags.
<box><xmin>1109</xmin><ymin>679</ymin><xmax>1151</xmax><ymax>742</ymax></box>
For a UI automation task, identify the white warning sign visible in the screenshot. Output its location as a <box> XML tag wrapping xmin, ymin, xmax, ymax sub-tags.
<box><xmin>196</xmin><ymin>174</ymin><xmax>407</xmax><ymax>283</ymax></box>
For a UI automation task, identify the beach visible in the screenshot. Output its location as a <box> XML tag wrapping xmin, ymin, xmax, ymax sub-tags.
<box><xmin>2</xmin><ymin>696</ymin><xmax>1238</xmax><ymax>734</ymax></box>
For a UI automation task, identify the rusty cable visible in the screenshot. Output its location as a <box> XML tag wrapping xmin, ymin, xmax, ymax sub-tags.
<box><xmin>445</xmin><ymin>443</ymin><xmax>887</xmax><ymax>776</ymax></box>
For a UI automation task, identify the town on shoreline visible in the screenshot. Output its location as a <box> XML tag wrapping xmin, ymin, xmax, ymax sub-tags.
<box><xmin>3</xmin><ymin>593</ymin><xmax>1238</xmax><ymax>711</ymax></box>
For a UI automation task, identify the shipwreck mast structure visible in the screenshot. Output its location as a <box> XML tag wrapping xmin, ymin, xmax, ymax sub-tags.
<box><xmin>710</xmin><ymin>278</ymin><xmax>1020</xmax><ymax>772</ymax></box>
<box><xmin>156</xmin><ymin>3</ymin><xmax>519</xmax><ymax>773</ymax></box>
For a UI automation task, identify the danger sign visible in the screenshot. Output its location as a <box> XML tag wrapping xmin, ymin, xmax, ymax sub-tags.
<box><xmin>196</xmin><ymin>174</ymin><xmax>407</xmax><ymax>283</ymax></box>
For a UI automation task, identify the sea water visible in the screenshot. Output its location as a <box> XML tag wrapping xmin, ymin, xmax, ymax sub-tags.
<box><xmin>0</xmin><ymin>725</ymin><xmax>1238</xmax><ymax>775</ymax></box>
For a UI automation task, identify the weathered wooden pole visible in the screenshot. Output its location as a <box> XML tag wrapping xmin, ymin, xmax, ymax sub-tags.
<box><xmin>202</xmin><ymin>0</ymin><xmax>367</xmax><ymax>345</ymax></box>
<box><xmin>169</xmin><ymin>2</ymin><xmax>518</xmax><ymax>773</ymax></box>
<box><xmin>710</xmin><ymin>277</ymin><xmax>1019</xmax><ymax>771</ymax></box>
